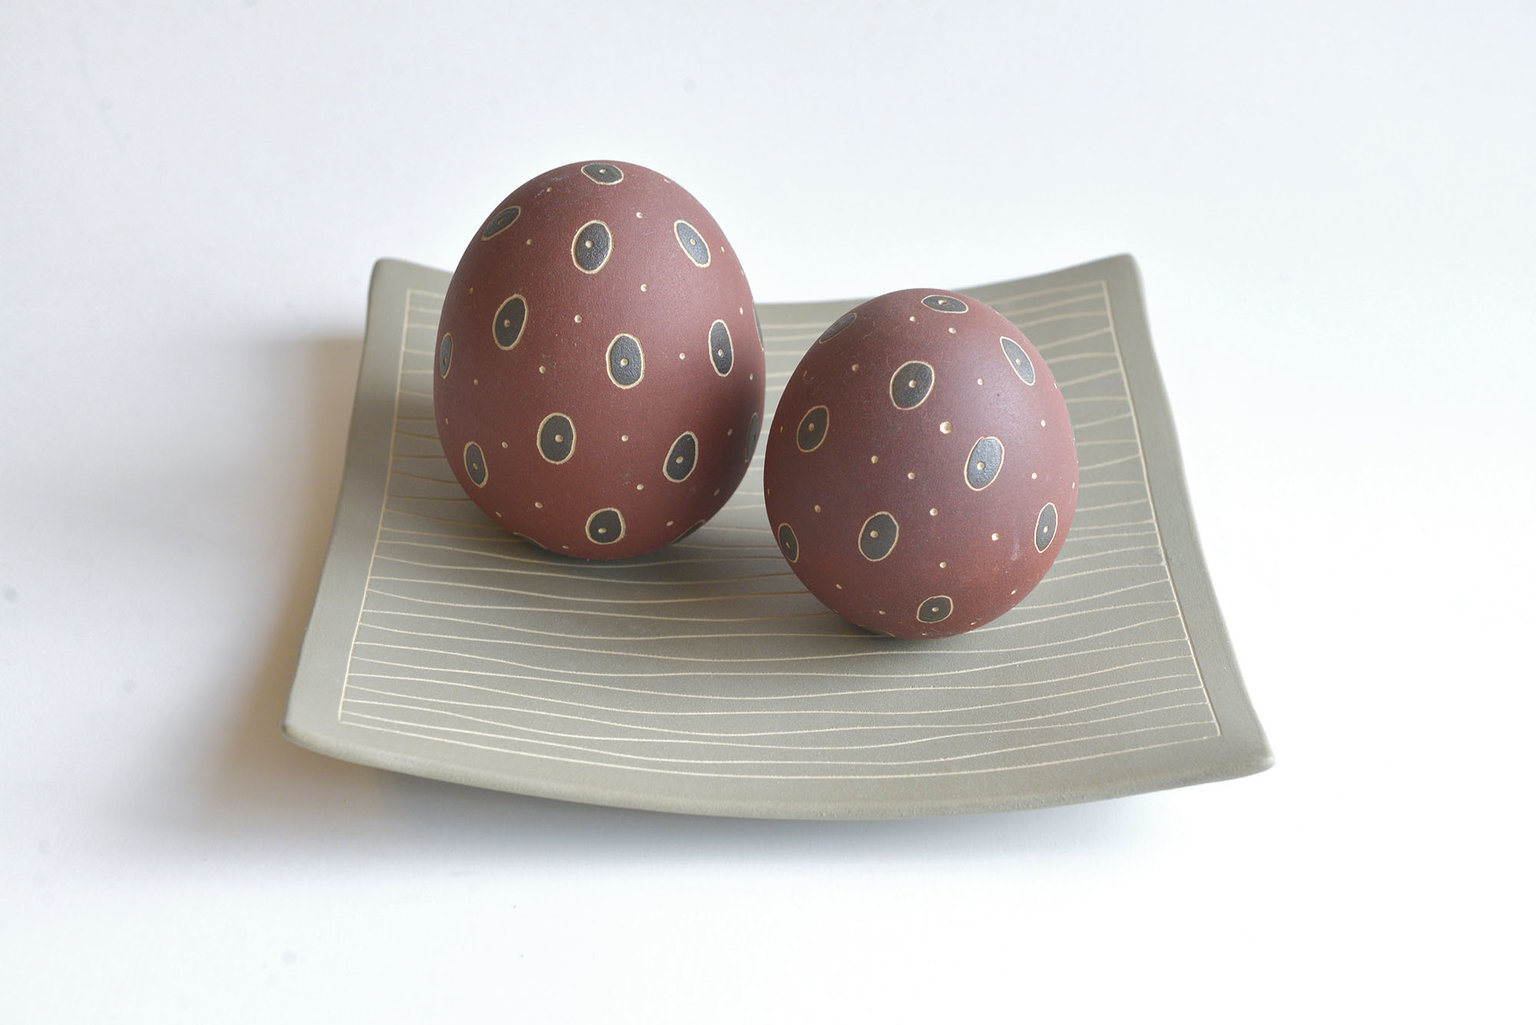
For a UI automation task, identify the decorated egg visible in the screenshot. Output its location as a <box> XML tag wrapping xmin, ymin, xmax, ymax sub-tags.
<box><xmin>763</xmin><ymin>289</ymin><xmax>1078</xmax><ymax>637</ymax></box>
<box><xmin>434</xmin><ymin>161</ymin><xmax>765</xmax><ymax>558</ymax></box>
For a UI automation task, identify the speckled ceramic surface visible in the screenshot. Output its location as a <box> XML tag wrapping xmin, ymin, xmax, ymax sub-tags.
<box><xmin>434</xmin><ymin>162</ymin><xmax>764</xmax><ymax>558</ymax></box>
<box><xmin>763</xmin><ymin>288</ymin><xmax>1079</xmax><ymax>638</ymax></box>
<box><xmin>283</xmin><ymin>256</ymin><xmax>1271</xmax><ymax>818</ymax></box>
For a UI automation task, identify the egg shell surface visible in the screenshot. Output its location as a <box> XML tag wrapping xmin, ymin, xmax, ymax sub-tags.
<box><xmin>434</xmin><ymin>161</ymin><xmax>765</xmax><ymax>558</ymax></box>
<box><xmin>763</xmin><ymin>289</ymin><xmax>1078</xmax><ymax>637</ymax></box>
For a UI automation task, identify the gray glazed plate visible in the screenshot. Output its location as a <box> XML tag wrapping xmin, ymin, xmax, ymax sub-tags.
<box><xmin>283</xmin><ymin>256</ymin><xmax>1271</xmax><ymax>818</ymax></box>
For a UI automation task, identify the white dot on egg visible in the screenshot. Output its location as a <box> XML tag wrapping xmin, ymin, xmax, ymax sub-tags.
<box><xmin>939</xmin><ymin>421</ymin><xmax>953</xmax><ymax>434</ymax></box>
<box><xmin>501</xmin><ymin>441</ymin><xmax>508</xmax><ymax>448</ymax></box>
<box><xmin>991</xmin><ymin>532</ymin><xmax>1000</xmax><ymax>541</ymax></box>
<box><xmin>640</xmin><ymin>283</ymin><xmax>648</xmax><ymax>292</ymax></box>
<box><xmin>1041</xmin><ymin>419</ymin><xmax>1047</xmax><ymax>427</ymax></box>
<box><xmin>870</xmin><ymin>455</ymin><xmax>879</xmax><ymax>464</ymax></box>
<box><xmin>939</xmin><ymin>561</ymin><xmax>947</xmax><ymax>569</ymax></box>
<box><xmin>907</xmin><ymin>472</ymin><xmax>916</xmax><ymax>480</ymax></box>
<box><xmin>534</xmin><ymin>501</ymin><xmax>543</xmax><ymax>509</ymax></box>
<box><xmin>929</xmin><ymin>508</ymin><xmax>937</xmax><ymax>516</ymax></box>
<box><xmin>636</xmin><ymin>484</ymin><xmax>644</xmax><ymax>490</ymax></box>
<box><xmin>813</xmin><ymin>504</ymin><xmax>822</xmax><ymax>513</ymax></box>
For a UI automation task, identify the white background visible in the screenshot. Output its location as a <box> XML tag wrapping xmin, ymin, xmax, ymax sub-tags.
<box><xmin>3</xmin><ymin>1</ymin><xmax>1532</xmax><ymax>1020</ymax></box>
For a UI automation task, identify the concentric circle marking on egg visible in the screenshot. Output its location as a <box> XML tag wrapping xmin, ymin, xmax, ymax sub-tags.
<box><xmin>744</xmin><ymin>410</ymin><xmax>761</xmax><ymax>463</ymax></box>
<box><xmin>572</xmin><ymin>220</ymin><xmax>612</xmax><ymax>273</ymax></box>
<box><xmin>581</xmin><ymin>163</ymin><xmax>624</xmax><ymax>184</ymax></box>
<box><xmin>606</xmin><ymin>333</ymin><xmax>644</xmax><ymax>388</ymax></box>
<box><xmin>1035</xmin><ymin>502</ymin><xmax>1059</xmax><ymax>552</ymax></box>
<box><xmin>664</xmin><ymin>431</ymin><xmax>699</xmax><ymax>482</ymax></box>
<box><xmin>708</xmin><ymin>320</ymin><xmax>734</xmax><ymax>376</ymax></box>
<box><xmin>776</xmin><ymin>523</ymin><xmax>799</xmax><ymax>563</ymax></box>
<box><xmin>797</xmin><ymin>405</ymin><xmax>829</xmax><ymax>452</ymax></box>
<box><xmin>675</xmin><ymin>219</ymin><xmax>711</xmax><ymax>266</ymax></box>
<box><xmin>463</xmin><ymin>442</ymin><xmax>489</xmax><ymax>487</ymax></box>
<box><xmin>537</xmin><ymin>413</ymin><xmax>576</xmax><ymax>465</ymax></box>
<box><xmin>437</xmin><ymin>333</ymin><xmax>453</xmax><ymax>378</ymax></box>
<box><xmin>480</xmin><ymin>205</ymin><xmax>521</xmax><ymax>240</ymax></box>
<box><xmin>917</xmin><ymin>595</ymin><xmax>954</xmax><ymax>624</ymax></box>
<box><xmin>858</xmin><ymin>511</ymin><xmax>900</xmax><ymax>562</ymax></box>
<box><xmin>889</xmin><ymin>360</ymin><xmax>935</xmax><ymax>410</ymax></box>
<box><xmin>965</xmin><ymin>436</ymin><xmax>1004</xmax><ymax>491</ymax></box>
<box><xmin>1000</xmin><ymin>336</ymin><xmax>1036</xmax><ymax>385</ymax></box>
<box><xmin>586</xmin><ymin>507</ymin><xmax>626</xmax><ymax>544</ymax></box>
<box><xmin>817</xmin><ymin>310</ymin><xmax>856</xmax><ymax>344</ymax></box>
<box><xmin>493</xmin><ymin>295</ymin><xmax>528</xmax><ymax>350</ymax></box>
<box><xmin>922</xmin><ymin>294</ymin><xmax>968</xmax><ymax>314</ymax></box>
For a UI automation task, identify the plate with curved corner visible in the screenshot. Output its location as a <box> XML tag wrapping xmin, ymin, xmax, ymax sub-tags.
<box><xmin>283</xmin><ymin>256</ymin><xmax>1271</xmax><ymax>818</ymax></box>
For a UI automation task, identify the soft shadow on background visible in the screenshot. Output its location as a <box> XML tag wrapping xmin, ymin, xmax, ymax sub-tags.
<box><xmin>189</xmin><ymin>334</ymin><xmax>1162</xmax><ymax>867</ymax></box>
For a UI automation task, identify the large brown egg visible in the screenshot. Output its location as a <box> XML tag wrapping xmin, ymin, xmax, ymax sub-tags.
<box><xmin>763</xmin><ymin>289</ymin><xmax>1078</xmax><ymax>637</ymax></box>
<box><xmin>434</xmin><ymin>162</ymin><xmax>765</xmax><ymax>558</ymax></box>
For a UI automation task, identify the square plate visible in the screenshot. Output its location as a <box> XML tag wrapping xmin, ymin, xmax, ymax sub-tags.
<box><xmin>284</xmin><ymin>256</ymin><xmax>1271</xmax><ymax>818</ymax></box>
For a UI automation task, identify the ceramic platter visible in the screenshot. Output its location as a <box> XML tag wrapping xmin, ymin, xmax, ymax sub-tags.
<box><xmin>284</xmin><ymin>256</ymin><xmax>1271</xmax><ymax>818</ymax></box>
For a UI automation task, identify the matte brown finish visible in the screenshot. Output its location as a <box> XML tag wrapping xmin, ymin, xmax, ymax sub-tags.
<box><xmin>763</xmin><ymin>289</ymin><xmax>1078</xmax><ymax>637</ymax></box>
<box><xmin>434</xmin><ymin>162</ymin><xmax>765</xmax><ymax>558</ymax></box>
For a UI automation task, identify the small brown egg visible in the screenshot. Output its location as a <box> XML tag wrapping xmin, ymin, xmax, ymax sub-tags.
<box><xmin>763</xmin><ymin>289</ymin><xmax>1078</xmax><ymax>637</ymax></box>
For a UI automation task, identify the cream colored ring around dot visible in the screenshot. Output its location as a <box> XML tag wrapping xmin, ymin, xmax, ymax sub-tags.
<box><xmin>796</xmin><ymin>405</ymin><xmax>829</xmax><ymax>453</ymax></box>
<box><xmin>889</xmin><ymin>360</ymin><xmax>935</xmax><ymax>410</ymax></box>
<box><xmin>571</xmin><ymin>220</ymin><xmax>612</xmax><ymax>274</ymax></box>
<box><xmin>664</xmin><ymin>431</ymin><xmax>699</xmax><ymax>483</ymax></box>
<box><xmin>492</xmin><ymin>294</ymin><xmax>528</xmax><ymax>350</ymax></box>
<box><xmin>536</xmin><ymin>412</ymin><xmax>576</xmax><ymax>465</ymax></box>
<box><xmin>462</xmin><ymin>441</ymin><xmax>488</xmax><ymax>487</ymax></box>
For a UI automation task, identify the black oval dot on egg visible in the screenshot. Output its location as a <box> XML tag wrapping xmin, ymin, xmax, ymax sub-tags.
<box><xmin>480</xmin><ymin>205</ymin><xmax>521</xmax><ymax>240</ymax></box>
<box><xmin>796</xmin><ymin>405</ymin><xmax>829</xmax><ymax>453</ymax></box>
<box><xmin>675</xmin><ymin>219</ymin><xmax>711</xmax><ymax>267</ymax></box>
<box><xmin>859</xmin><ymin>511</ymin><xmax>900</xmax><ymax>562</ymax></box>
<box><xmin>776</xmin><ymin>523</ymin><xmax>799</xmax><ymax>563</ymax></box>
<box><xmin>493</xmin><ymin>295</ymin><xmax>528</xmax><ymax>350</ymax></box>
<box><xmin>744</xmin><ymin>410</ymin><xmax>761</xmax><ymax>463</ymax></box>
<box><xmin>581</xmin><ymin>162</ymin><xmax>624</xmax><ymax>184</ymax></box>
<box><xmin>664</xmin><ymin>431</ymin><xmax>698</xmax><ymax>482</ymax></box>
<box><xmin>1035</xmin><ymin>502</ymin><xmax>1059</xmax><ymax>553</ymax></box>
<box><xmin>889</xmin><ymin>360</ymin><xmax>935</xmax><ymax>410</ymax></box>
<box><xmin>917</xmin><ymin>595</ymin><xmax>954</xmax><ymax>624</ymax></box>
<box><xmin>606</xmin><ymin>333</ymin><xmax>644</xmax><ymax>388</ymax></box>
<box><xmin>1000</xmin><ymin>336</ymin><xmax>1036</xmax><ymax>385</ymax></box>
<box><xmin>437</xmin><ymin>333</ymin><xmax>453</xmax><ymax>378</ymax></box>
<box><xmin>817</xmin><ymin>310</ymin><xmax>855</xmax><ymax>344</ymax></box>
<box><xmin>537</xmin><ymin>413</ymin><xmax>576</xmax><ymax>465</ymax></box>
<box><xmin>586</xmin><ymin>507</ymin><xmax>626</xmax><ymax>545</ymax></box>
<box><xmin>708</xmin><ymin>320</ymin><xmax>734</xmax><ymax>376</ymax></box>
<box><xmin>922</xmin><ymin>294</ymin><xmax>969</xmax><ymax>314</ymax></box>
<box><xmin>966</xmin><ymin>436</ymin><xmax>1004</xmax><ymax>490</ymax></box>
<box><xmin>463</xmin><ymin>442</ymin><xmax>488</xmax><ymax>487</ymax></box>
<box><xmin>572</xmin><ymin>220</ymin><xmax>612</xmax><ymax>273</ymax></box>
